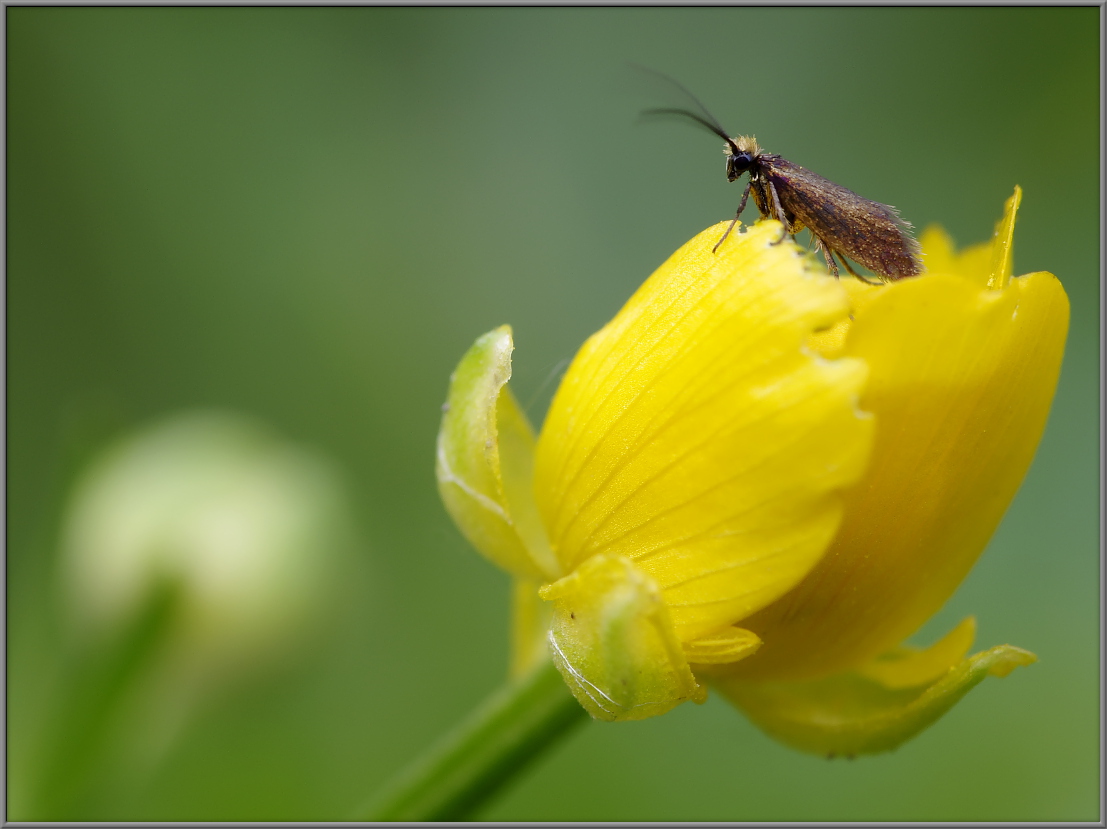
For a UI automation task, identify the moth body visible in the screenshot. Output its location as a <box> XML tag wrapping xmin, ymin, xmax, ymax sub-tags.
<box><xmin>639</xmin><ymin>71</ymin><xmax>923</xmax><ymax>282</ymax></box>
<box><xmin>722</xmin><ymin>137</ymin><xmax>923</xmax><ymax>282</ymax></box>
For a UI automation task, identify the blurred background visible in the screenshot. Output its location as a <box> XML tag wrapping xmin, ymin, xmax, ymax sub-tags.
<box><xmin>7</xmin><ymin>7</ymin><xmax>1099</xmax><ymax>822</ymax></box>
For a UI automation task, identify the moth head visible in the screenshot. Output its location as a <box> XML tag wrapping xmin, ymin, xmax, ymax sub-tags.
<box><xmin>726</xmin><ymin>150</ymin><xmax>756</xmax><ymax>182</ymax></box>
<box><xmin>725</xmin><ymin>135</ymin><xmax>761</xmax><ymax>181</ymax></box>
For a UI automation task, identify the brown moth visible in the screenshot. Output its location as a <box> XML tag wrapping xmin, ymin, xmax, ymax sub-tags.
<box><xmin>642</xmin><ymin>74</ymin><xmax>923</xmax><ymax>283</ymax></box>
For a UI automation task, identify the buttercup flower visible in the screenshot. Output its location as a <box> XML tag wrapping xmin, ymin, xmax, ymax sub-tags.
<box><xmin>436</xmin><ymin>188</ymin><xmax>1067</xmax><ymax>754</ymax></box>
<box><xmin>707</xmin><ymin>187</ymin><xmax>1069</xmax><ymax>754</ymax></box>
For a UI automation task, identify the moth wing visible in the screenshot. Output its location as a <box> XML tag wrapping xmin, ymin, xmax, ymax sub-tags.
<box><xmin>764</xmin><ymin>157</ymin><xmax>923</xmax><ymax>279</ymax></box>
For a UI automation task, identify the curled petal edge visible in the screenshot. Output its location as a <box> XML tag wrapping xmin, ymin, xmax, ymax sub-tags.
<box><xmin>436</xmin><ymin>326</ymin><xmax>558</xmax><ymax>583</ymax></box>
<box><xmin>709</xmin><ymin>640</ymin><xmax>1036</xmax><ymax>757</ymax></box>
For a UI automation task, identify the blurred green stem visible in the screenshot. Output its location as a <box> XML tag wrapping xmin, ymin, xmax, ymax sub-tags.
<box><xmin>29</xmin><ymin>579</ymin><xmax>181</xmax><ymax>820</ymax></box>
<box><xmin>360</xmin><ymin>659</ymin><xmax>588</xmax><ymax>821</ymax></box>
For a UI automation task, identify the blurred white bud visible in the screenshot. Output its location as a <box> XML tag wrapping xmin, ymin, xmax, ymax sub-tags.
<box><xmin>60</xmin><ymin>410</ymin><xmax>353</xmax><ymax>669</ymax></box>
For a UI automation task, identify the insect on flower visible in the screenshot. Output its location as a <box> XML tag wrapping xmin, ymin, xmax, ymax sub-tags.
<box><xmin>640</xmin><ymin>70</ymin><xmax>923</xmax><ymax>283</ymax></box>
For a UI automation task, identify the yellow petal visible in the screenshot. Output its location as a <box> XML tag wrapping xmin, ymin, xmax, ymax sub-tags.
<box><xmin>683</xmin><ymin>626</ymin><xmax>762</xmax><ymax>665</ymax></box>
<box><xmin>988</xmin><ymin>186</ymin><xmax>1021</xmax><ymax>289</ymax></box>
<box><xmin>805</xmin><ymin>278</ymin><xmax>882</xmax><ymax>359</ymax></box>
<box><xmin>540</xmin><ymin>553</ymin><xmax>705</xmax><ymax>721</ymax></box>
<box><xmin>856</xmin><ymin>617</ymin><xmax>976</xmax><ymax>690</ymax></box>
<box><xmin>713</xmin><ymin>644</ymin><xmax>1036</xmax><ymax>757</ymax></box>
<box><xmin>917</xmin><ymin>225</ymin><xmax>959</xmax><ymax>277</ymax></box>
<box><xmin>914</xmin><ymin>186</ymin><xmax>1024</xmax><ymax>290</ymax></box>
<box><xmin>929</xmin><ymin>235</ymin><xmax>992</xmax><ymax>286</ymax></box>
<box><xmin>808</xmin><ymin>186</ymin><xmax>1022</xmax><ymax>360</ymax></box>
<box><xmin>534</xmin><ymin>222</ymin><xmax>873</xmax><ymax>643</ymax></box>
<box><xmin>737</xmin><ymin>266</ymin><xmax>1069</xmax><ymax>680</ymax></box>
<box><xmin>436</xmin><ymin>327</ymin><xmax>557</xmax><ymax>581</ymax></box>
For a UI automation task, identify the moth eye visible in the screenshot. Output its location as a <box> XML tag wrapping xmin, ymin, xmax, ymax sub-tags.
<box><xmin>730</xmin><ymin>153</ymin><xmax>753</xmax><ymax>172</ymax></box>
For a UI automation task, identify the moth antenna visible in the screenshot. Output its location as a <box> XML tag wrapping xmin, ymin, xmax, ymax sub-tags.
<box><xmin>640</xmin><ymin>108</ymin><xmax>740</xmax><ymax>154</ymax></box>
<box><xmin>630</xmin><ymin>64</ymin><xmax>740</xmax><ymax>153</ymax></box>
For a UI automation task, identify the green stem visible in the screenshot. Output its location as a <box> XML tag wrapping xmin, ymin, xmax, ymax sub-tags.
<box><xmin>359</xmin><ymin>659</ymin><xmax>589</xmax><ymax>821</ymax></box>
<box><xmin>29</xmin><ymin>579</ymin><xmax>182</xmax><ymax>819</ymax></box>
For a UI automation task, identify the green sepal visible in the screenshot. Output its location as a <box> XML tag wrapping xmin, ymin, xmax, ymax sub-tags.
<box><xmin>711</xmin><ymin>644</ymin><xmax>1036</xmax><ymax>757</ymax></box>
<box><xmin>436</xmin><ymin>327</ymin><xmax>557</xmax><ymax>582</ymax></box>
<box><xmin>540</xmin><ymin>553</ymin><xmax>706</xmax><ymax>722</ymax></box>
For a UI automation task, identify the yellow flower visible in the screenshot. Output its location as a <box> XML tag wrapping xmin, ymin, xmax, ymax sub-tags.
<box><xmin>436</xmin><ymin>189</ymin><xmax>1068</xmax><ymax>754</ymax></box>
<box><xmin>708</xmin><ymin>187</ymin><xmax>1069</xmax><ymax>754</ymax></box>
<box><xmin>438</xmin><ymin>220</ymin><xmax>870</xmax><ymax>719</ymax></box>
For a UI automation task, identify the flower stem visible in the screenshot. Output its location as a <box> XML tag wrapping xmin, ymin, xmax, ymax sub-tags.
<box><xmin>28</xmin><ymin>578</ymin><xmax>182</xmax><ymax>819</ymax></box>
<box><xmin>359</xmin><ymin>659</ymin><xmax>588</xmax><ymax>821</ymax></box>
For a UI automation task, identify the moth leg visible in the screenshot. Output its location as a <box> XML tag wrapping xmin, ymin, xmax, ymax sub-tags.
<box><xmin>810</xmin><ymin>234</ymin><xmax>840</xmax><ymax>278</ymax></box>
<box><xmin>820</xmin><ymin>244</ymin><xmax>840</xmax><ymax>279</ymax></box>
<box><xmin>765</xmin><ymin>179</ymin><xmax>795</xmax><ymax>245</ymax></box>
<box><xmin>713</xmin><ymin>180</ymin><xmax>752</xmax><ymax>253</ymax></box>
<box><xmin>833</xmin><ymin>248</ymin><xmax>884</xmax><ymax>285</ymax></box>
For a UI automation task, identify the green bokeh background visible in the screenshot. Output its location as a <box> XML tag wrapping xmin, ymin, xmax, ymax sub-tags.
<box><xmin>8</xmin><ymin>7</ymin><xmax>1100</xmax><ymax>822</ymax></box>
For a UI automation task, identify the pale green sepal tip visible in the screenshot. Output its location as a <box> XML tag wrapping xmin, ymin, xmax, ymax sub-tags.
<box><xmin>436</xmin><ymin>326</ymin><xmax>554</xmax><ymax>582</ymax></box>
<box><xmin>715</xmin><ymin>644</ymin><xmax>1036</xmax><ymax>757</ymax></box>
<box><xmin>540</xmin><ymin>553</ymin><xmax>706</xmax><ymax>722</ymax></box>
